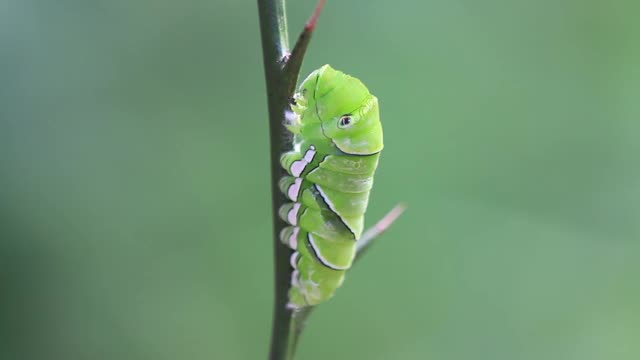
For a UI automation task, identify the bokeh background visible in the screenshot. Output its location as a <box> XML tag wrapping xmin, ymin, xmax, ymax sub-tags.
<box><xmin>2</xmin><ymin>0</ymin><xmax>639</xmax><ymax>359</ymax></box>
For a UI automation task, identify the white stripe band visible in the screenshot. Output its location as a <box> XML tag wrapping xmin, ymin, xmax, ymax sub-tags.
<box><xmin>315</xmin><ymin>185</ymin><xmax>357</xmax><ymax>237</ymax></box>
<box><xmin>308</xmin><ymin>233</ymin><xmax>349</xmax><ymax>271</ymax></box>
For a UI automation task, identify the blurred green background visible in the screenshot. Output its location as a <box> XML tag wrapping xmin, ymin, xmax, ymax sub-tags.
<box><xmin>2</xmin><ymin>0</ymin><xmax>639</xmax><ymax>359</ymax></box>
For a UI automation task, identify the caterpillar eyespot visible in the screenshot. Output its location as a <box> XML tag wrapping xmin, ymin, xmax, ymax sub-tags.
<box><xmin>278</xmin><ymin>64</ymin><xmax>384</xmax><ymax>309</ymax></box>
<box><xmin>338</xmin><ymin>115</ymin><xmax>352</xmax><ymax>128</ymax></box>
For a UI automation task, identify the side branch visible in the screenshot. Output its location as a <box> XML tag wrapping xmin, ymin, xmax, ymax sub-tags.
<box><xmin>355</xmin><ymin>204</ymin><xmax>407</xmax><ymax>259</ymax></box>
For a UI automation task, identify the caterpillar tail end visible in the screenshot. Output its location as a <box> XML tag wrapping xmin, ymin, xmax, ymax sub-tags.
<box><xmin>286</xmin><ymin>287</ymin><xmax>308</xmax><ymax>311</ymax></box>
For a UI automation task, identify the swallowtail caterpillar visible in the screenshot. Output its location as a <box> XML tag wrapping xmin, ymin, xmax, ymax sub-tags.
<box><xmin>279</xmin><ymin>64</ymin><xmax>383</xmax><ymax>309</ymax></box>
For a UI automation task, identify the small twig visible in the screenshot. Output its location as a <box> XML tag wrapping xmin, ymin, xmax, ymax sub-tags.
<box><xmin>356</xmin><ymin>203</ymin><xmax>407</xmax><ymax>259</ymax></box>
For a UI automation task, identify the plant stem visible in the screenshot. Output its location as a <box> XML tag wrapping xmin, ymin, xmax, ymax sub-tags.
<box><xmin>258</xmin><ymin>0</ymin><xmax>325</xmax><ymax>359</ymax></box>
<box><xmin>257</xmin><ymin>1</ymin><xmax>294</xmax><ymax>359</ymax></box>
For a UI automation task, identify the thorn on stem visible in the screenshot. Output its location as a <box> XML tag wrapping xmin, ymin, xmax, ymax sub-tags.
<box><xmin>283</xmin><ymin>0</ymin><xmax>326</xmax><ymax>95</ymax></box>
<box><xmin>306</xmin><ymin>0</ymin><xmax>327</xmax><ymax>31</ymax></box>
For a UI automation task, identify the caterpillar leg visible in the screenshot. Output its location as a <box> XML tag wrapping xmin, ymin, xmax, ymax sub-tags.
<box><xmin>278</xmin><ymin>203</ymin><xmax>354</xmax><ymax>241</ymax></box>
<box><xmin>280</xmin><ymin>226</ymin><xmax>300</xmax><ymax>250</ymax></box>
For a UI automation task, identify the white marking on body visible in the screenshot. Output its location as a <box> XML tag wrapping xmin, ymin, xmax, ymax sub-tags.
<box><xmin>308</xmin><ymin>233</ymin><xmax>349</xmax><ymax>271</ymax></box>
<box><xmin>291</xmin><ymin>269</ymin><xmax>300</xmax><ymax>287</ymax></box>
<box><xmin>291</xmin><ymin>161</ymin><xmax>306</xmax><ymax>177</ymax></box>
<box><xmin>289</xmin><ymin>227</ymin><xmax>300</xmax><ymax>249</ymax></box>
<box><xmin>287</xmin><ymin>178</ymin><xmax>303</xmax><ymax>201</ymax></box>
<box><xmin>290</xmin><ymin>146</ymin><xmax>317</xmax><ymax>177</ymax></box>
<box><xmin>303</xmin><ymin>146</ymin><xmax>317</xmax><ymax>162</ymax></box>
<box><xmin>287</xmin><ymin>203</ymin><xmax>301</xmax><ymax>226</ymax></box>
<box><xmin>285</xmin><ymin>109</ymin><xmax>299</xmax><ymax>123</ymax></box>
<box><xmin>290</xmin><ymin>252</ymin><xmax>299</xmax><ymax>269</ymax></box>
<box><xmin>315</xmin><ymin>185</ymin><xmax>357</xmax><ymax>237</ymax></box>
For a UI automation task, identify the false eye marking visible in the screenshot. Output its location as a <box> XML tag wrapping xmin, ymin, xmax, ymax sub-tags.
<box><xmin>338</xmin><ymin>115</ymin><xmax>353</xmax><ymax>128</ymax></box>
<box><xmin>290</xmin><ymin>145</ymin><xmax>317</xmax><ymax>177</ymax></box>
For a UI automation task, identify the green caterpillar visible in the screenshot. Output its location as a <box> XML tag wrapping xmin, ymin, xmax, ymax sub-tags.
<box><xmin>279</xmin><ymin>64</ymin><xmax>383</xmax><ymax>309</ymax></box>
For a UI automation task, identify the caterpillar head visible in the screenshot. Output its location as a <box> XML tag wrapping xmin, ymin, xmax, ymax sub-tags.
<box><xmin>299</xmin><ymin>64</ymin><xmax>383</xmax><ymax>155</ymax></box>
